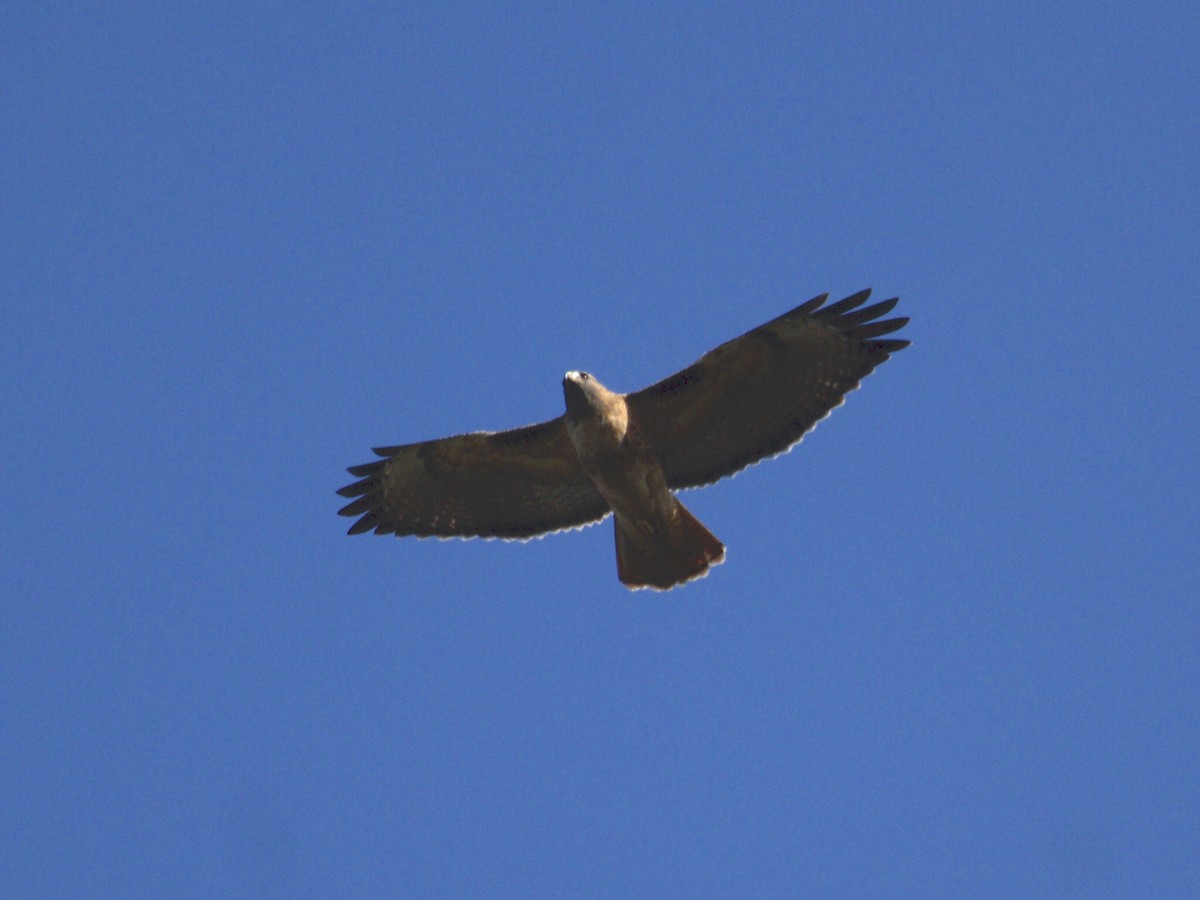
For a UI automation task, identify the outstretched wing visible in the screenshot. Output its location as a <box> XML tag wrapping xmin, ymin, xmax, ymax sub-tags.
<box><xmin>337</xmin><ymin>417</ymin><xmax>610</xmax><ymax>539</ymax></box>
<box><xmin>626</xmin><ymin>289</ymin><xmax>909</xmax><ymax>490</ymax></box>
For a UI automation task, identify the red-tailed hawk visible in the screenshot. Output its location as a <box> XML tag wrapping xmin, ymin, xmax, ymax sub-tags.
<box><xmin>338</xmin><ymin>289</ymin><xmax>909</xmax><ymax>590</ymax></box>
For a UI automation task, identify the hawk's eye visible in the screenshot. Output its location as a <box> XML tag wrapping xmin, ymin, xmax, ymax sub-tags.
<box><xmin>580</xmin><ymin>372</ymin><xmax>590</xmax><ymax>381</ymax></box>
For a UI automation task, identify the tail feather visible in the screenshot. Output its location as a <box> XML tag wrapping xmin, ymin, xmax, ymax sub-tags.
<box><xmin>615</xmin><ymin>498</ymin><xmax>725</xmax><ymax>591</ymax></box>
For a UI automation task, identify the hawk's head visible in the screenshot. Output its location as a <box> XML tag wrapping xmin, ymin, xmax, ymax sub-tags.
<box><xmin>563</xmin><ymin>370</ymin><xmax>625</xmax><ymax>421</ymax></box>
<box><xmin>563</xmin><ymin>371</ymin><xmax>629</xmax><ymax>448</ymax></box>
<box><xmin>563</xmin><ymin>371</ymin><xmax>599</xmax><ymax>417</ymax></box>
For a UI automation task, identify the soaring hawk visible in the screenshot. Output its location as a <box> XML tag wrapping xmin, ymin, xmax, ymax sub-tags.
<box><xmin>338</xmin><ymin>289</ymin><xmax>909</xmax><ymax>590</ymax></box>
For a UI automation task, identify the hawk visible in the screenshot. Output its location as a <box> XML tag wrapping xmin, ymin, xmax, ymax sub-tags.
<box><xmin>338</xmin><ymin>289</ymin><xmax>909</xmax><ymax>590</ymax></box>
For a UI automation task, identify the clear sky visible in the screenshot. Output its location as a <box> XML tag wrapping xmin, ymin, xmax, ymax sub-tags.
<box><xmin>3</xmin><ymin>3</ymin><xmax>1197</xmax><ymax>897</ymax></box>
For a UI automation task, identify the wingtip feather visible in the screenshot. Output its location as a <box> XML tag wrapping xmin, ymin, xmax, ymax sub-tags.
<box><xmin>337</xmin><ymin>496</ymin><xmax>374</xmax><ymax>517</ymax></box>
<box><xmin>851</xmin><ymin>316</ymin><xmax>909</xmax><ymax>340</ymax></box>
<box><xmin>794</xmin><ymin>293</ymin><xmax>830</xmax><ymax>315</ymax></box>
<box><xmin>346</xmin><ymin>515</ymin><xmax>378</xmax><ymax>535</ymax></box>
<box><xmin>337</xmin><ymin>477</ymin><xmax>374</xmax><ymax>497</ymax></box>
<box><xmin>816</xmin><ymin>288</ymin><xmax>873</xmax><ymax>318</ymax></box>
<box><xmin>346</xmin><ymin>460</ymin><xmax>384</xmax><ymax>477</ymax></box>
<box><xmin>839</xmin><ymin>297</ymin><xmax>899</xmax><ymax>325</ymax></box>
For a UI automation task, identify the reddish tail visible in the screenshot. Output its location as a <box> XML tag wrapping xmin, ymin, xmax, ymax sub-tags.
<box><xmin>615</xmin><ymin>498</ymin><xmax>725</xmax><ymax>591</ymax></box>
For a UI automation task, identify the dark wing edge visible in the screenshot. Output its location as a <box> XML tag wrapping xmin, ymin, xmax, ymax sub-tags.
<box><xmin>626</xmin><ymin>288</ymin><xmax>909</xmax><ymax>490</ymax></box>
<box><xmin>337</xmin><ymin>416</ymin><xmax>611</xmax><ymax>540</ymax></box>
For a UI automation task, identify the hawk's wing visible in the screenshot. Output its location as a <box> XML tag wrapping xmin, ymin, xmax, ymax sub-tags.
<box><xmin>626</xmin><ymin>289</ymin><xmax>909</xmax><ymax>491</ymax></box>
<box><xmin>337</xmin><ymin>417</ymin><xmax>610</xmax><ymax>539</ymax></box>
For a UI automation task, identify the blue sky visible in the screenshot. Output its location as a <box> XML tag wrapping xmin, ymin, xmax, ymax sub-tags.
<box><xmin>3</xmin><ymin>3</ymin><xmax>1197</xmax><ymax>896</ymax></box>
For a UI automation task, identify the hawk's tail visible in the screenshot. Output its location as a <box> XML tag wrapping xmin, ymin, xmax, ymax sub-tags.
<box><xmin>615</xmin><ymin>498</ymin><xmax>726</xmax><ymax>591</ymax></box>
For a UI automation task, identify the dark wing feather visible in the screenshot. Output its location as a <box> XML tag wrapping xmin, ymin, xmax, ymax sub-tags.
<box><xmin>337</xmin><ymin>417</ymin><xmax>610</xmax><ymax>539</ymax></box>
<box><xmin>626</xmin><ymin>289</ymin><xmax>909</xmax><ymax>490</ymax></box>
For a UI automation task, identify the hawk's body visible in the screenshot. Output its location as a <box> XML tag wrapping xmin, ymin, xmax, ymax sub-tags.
<box><xmin>562</xmin><ymin>371</ymin><xmax>725</xmax><ymax>588</ymax></box>
<box><xmin>338</xmin><ymin>289</ymin><xmax>909</xmax><ymax>590</ymax></box>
